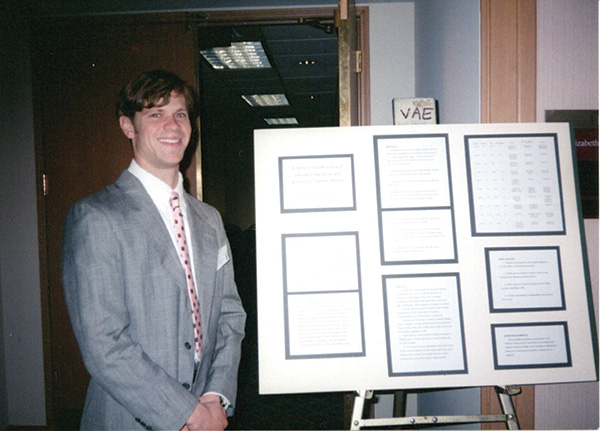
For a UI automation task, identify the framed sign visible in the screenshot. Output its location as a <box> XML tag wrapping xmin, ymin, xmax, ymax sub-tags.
<box><xmin>546</xmin><ymin>109</ymin><xmax>598</xmax><ymax>218</ymax></box>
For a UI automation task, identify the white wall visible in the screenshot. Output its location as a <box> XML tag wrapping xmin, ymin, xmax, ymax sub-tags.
<box><xmin>369</xmin><ymin>1</ymin><xmax>481</xmax><ymax>424</ymax></box>
<box><xmin>412</xmin><ymin>1</ymin><xmax>481</xmax><ymax>427</ymax></box>
<box><xmin>369</xmin><ymin>2</ymin><xmax>415</xmax><ymax>125</ymax></box>
<box><xmin>369</xmin><ymin>1</ymin><xmax>418</xmax><ymax>419</ymax></box>
<box><xmin>415</xmin><ymin>0</ymin><xmax>480</xmax><ymax>124</ymax></box>
<box><xmin>535</xmin><ymin>1</ymin><xmax>599</xmax><ymax>429</ymax></box>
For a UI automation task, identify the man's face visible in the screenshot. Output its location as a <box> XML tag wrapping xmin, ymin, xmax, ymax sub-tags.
<box><xmin>119</xmin><ymin>91</ymin><xmax>192</xmax><ymax>179</ymax></box>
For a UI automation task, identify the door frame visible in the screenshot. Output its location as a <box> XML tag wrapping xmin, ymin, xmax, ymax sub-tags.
<box><xmin>187</xmin><ymin>6</ymin><xmax>370</xmax><ymax>199</ymax></box>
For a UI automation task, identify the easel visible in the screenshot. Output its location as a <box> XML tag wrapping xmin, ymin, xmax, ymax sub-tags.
<box><xmin>350</xmin><ymin>386</ymin><xmax>520</xmax><ymax>429</ymax></box>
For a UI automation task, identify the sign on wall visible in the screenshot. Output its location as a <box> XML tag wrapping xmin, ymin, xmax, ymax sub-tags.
<box><xmin>254</xmin><ymin>123</ymin><xmax>597</xmax><ymax>394</ymax></box>
<box><xmin>393</xmin><ymin>98</ymin><xmax>437</xmax><ymax>125</ymax></box>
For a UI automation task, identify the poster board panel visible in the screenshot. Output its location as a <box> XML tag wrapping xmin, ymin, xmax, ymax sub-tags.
<box><xmin>254</xmin><ymin>123</ymin><xmax>597</xmax><ymax>394</ymax></box>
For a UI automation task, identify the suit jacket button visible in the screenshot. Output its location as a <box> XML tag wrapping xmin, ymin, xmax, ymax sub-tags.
<box><xmin>184</xmin><ymin>342</ymin><xmax>192</xmax><ymax>350</ymax></box>
<box><xmin>182</xmin><ymin>382</ymin><xmax>190</xmax><ymax>389</ymax></box>
<box><xmin>135</xmin><ymin>418</ymin><xmax>141</xmax><ymax>423</ymax></box>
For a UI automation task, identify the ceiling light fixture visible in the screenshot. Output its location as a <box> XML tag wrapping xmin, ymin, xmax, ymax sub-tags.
<box><xmin>242</xmin><ymin>94</ymin><xmax>289</xmax><ymax>107</ymax></box>
<box><xmin>264</xmin><ymin>117</ymin><xmax>299</xmax><ymax>125</ymax></box>
<box><xmin>297</xmin><ymin>60</ymin><xmax>317</xmax><ymax>66</ymax></box>
<box><xmin>200</xmin><ymin>41</ymin><xmax>271</xmax><ymax>69</ymax></box>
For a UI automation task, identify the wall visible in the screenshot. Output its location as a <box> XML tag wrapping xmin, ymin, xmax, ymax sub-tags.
<box><xmin>412</xmin><ymin>1</ymin><xmax>481</xmax><ymax>426</ymax></box>
<box><xmin>369</xmin><ymin>2</ymin><xmax>415</xmax><ymax>125</ymax></box>
<box><xmin>535</xmin><ymin>0</ymin><xmax>599</xmax><ymax>429</ymax></box>
<box><xmin>369</xmin><ymin>1</ymin><xmax>418</xmax><ymax>419</ymax></box>
<box><xmin>415</xmin><ymin>0</ymin><xmax>480</xmax><ymax>124</ymax></box>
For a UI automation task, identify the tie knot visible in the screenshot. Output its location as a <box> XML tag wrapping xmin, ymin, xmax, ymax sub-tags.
<box><xmin>169</xmin><ymin>192</ymin><xmax>180</xmax><ymax>210</ymax></box>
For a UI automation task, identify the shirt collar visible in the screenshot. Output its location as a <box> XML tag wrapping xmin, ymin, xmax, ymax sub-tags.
<box><xmin>128</xmin><ymin>159</ymin><xmax>186</xmax><ymax>210</ymax></box>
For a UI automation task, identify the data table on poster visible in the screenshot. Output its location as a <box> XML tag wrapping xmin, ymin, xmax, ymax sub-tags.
<box><xmin>254</xmin><ymin>123</ymin><xmax>597</xmax><ymax>395</ymax></box>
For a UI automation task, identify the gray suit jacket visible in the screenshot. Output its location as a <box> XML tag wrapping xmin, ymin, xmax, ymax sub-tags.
<box><xmin>62</xmin><ymin>170</ymin><xmax>246</xmax><ymax>430</ymax></box>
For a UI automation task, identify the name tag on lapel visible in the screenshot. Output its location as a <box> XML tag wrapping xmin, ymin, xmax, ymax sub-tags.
<box><xmin>217</xmin><ymin>245</ymin><xmax>230</xmax><ymax>270</ymax></box>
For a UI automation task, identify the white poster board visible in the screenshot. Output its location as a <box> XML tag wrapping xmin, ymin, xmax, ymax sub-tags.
<box><xmin>254</xmin><ymin>123</ymin><xmax>597</xmax><ymax>394</ymax></box>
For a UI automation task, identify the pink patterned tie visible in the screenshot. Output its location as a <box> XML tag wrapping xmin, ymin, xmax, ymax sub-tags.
<box><xmin>170</xmin><ymin>192</ymin><xmax>202</xmax><ymax>358</ymax></box>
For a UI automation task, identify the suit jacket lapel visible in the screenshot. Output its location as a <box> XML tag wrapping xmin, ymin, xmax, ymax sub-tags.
<box><xmin>114</xmin><ymin>171</ymin><xmax>185</xmax><ymax>285</ymax></box>
<box><xmin>114</xmin><ymin>171</ymin><xmax>218</xmax><ymax>337</ymax></box>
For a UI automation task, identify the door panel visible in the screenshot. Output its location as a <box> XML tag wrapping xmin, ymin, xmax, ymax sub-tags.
<box><xmin>480</xmin><ymin>0</ymin><xmax>536</xmax><ymax>428</ymax></box>
<box><xmin>31</xmin><ymin>16</ymin><xmax>196</xmax><ymax>428</ymax></box>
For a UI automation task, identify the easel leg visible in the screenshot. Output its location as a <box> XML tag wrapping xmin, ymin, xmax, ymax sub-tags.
<box><xmin>495</xmin><ymin>386</ymin><xmax>520</xmax><ymax>430</ymax></box>
<box><xmin>350</xmin><ymin>390</ymin><xmax>373</xmax><ymax>430</ymax></box>
<box><xmin>393</xmin><ymin>390</ymin><xmax>407</xmax><ymax>417</ymax></box>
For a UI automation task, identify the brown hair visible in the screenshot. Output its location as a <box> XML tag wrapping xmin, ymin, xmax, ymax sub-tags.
<box><xmin>116</xmin><ymin>70</ymin><xmax>198</xmax><ymax>121</ymax></box>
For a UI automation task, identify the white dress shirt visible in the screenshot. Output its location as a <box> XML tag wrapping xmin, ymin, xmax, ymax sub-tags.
<box><xmin>128</xmin><ymin>159</ymin><xmax>198</xmax><ymax>287</ymax></box>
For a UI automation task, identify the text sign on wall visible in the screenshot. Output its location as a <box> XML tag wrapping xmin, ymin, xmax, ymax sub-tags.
<box><xmin>393</xmin><ymin>98</ymin><xmax>437</xmax><ymax>125</ymax></box>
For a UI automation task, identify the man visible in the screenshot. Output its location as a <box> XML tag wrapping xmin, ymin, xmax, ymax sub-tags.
<box><xmin>62</xmin><ymin>70</ymin><xmax>246</xmax><ymax>430</ymax></box>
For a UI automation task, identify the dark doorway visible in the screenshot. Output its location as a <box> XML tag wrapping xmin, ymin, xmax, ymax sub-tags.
<box><xmin>197</xmin><ymin>21</ymin><xmax>345</xmax><ymax>430</ymax></box>
<box><xmin>197</xmin><ymin>21</ymin><xmax>339</xmax><ymax>228</ymax></box>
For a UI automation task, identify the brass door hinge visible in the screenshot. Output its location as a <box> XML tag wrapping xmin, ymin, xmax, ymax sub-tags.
<box><xmin>355</xmin><ymin>50</ymin><xmax>362</xmax><ymax>73</ymax></box>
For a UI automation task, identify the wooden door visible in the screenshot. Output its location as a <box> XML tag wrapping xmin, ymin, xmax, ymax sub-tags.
<box><xmin>480</xmin><ymin>0</ymin><xmax>537</xmax><ymax>428</ymax></box>
<box><xmin>31</xmin><ymin>15</ymin><xmax>197</xmax><ymax>428</ymax></box>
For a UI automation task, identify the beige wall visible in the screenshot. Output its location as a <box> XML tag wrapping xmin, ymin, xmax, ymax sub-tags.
<box><xmin>535</xmin><ymin>1</ymin><xmax>599</xmax><ymax>429</ymax></box>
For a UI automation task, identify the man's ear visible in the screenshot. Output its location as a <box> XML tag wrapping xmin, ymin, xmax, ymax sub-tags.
<box><xmin>119</xmin><ymin>115</ymin><xmax>135</xmax><ymax>139</ymax></box>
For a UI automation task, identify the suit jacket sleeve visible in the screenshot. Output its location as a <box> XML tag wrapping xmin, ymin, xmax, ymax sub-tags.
<box><xmin>62</xmin><ymin>199</ymin><xmax>199</xmax><ymax>430</ymax></box>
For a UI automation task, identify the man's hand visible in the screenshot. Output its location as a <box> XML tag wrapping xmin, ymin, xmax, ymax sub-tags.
<box><xmin>182</xmin><ymin>394</ymin><xmax>227</xmax><ymax>431</ymax></box>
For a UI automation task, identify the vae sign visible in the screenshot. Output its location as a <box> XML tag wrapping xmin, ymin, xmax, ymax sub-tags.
<box><xmin>393</xmin><ymin>98</ymin><xmax>437</xmax><ymax>125</ymax></box>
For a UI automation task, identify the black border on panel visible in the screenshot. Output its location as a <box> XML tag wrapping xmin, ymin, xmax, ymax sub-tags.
<box><xmin>382</xmin><ymin>272</ymin><xmax>468</xmax><ymax>377</ymax></box>
<box><xmin>372</xmin><ymin>134</ymin><xmax>457</xmax><ymax>265</ymax></box>
<box><xmin>485</xmin><ymin>246</ymin><xmax>566</xmax><ymax>313</ymax></box>
<box><xmin>282</xmin><ymin>231</ymin><xmax>366</xmax><ymax>359</ymax></box>
<box><xmin>278</xmin><ymin>154</ymin><xmax>357</xmax><ymax>213</ymax></box>
<box><xmin>464</xmin><ymin>133</ymin><xmax>566</xmax><ymax>237</ymax></box>
<box><xmin>490</xmin><ymin>321</ymin><xmax>572</xmax><ymax>370</ymax></box>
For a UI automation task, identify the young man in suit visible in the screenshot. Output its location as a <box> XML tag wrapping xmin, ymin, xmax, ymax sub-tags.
<box><xmin>62</xmin><ymin>70</ymin><xmax>246</xmax><ymax>430</ymax></box>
